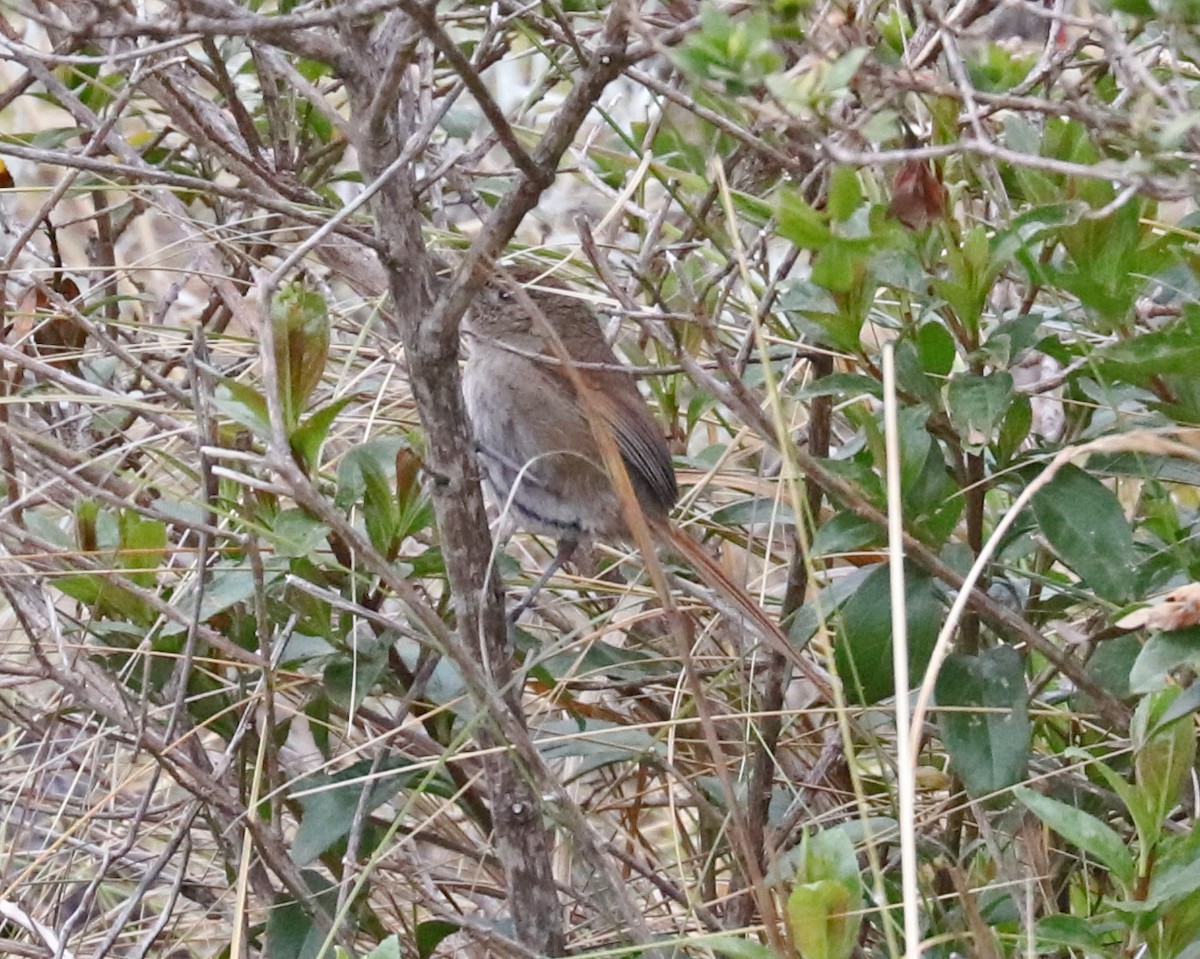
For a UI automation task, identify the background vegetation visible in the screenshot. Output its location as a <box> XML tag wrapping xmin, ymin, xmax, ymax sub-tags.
<box><xmin>0</xmin><ymin>0</ymin><xmax>1199</xmax><ymax>956</ymax></box>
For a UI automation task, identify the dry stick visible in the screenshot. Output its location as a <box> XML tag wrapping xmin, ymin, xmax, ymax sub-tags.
<box><xmin>883</xmin><ymin>347</ymin><xmax>922</xmax><ymax>959</ymax></box>
<box><xmin>733</xmin><ymin>345</ymin><xmax>833</xmax><ymax>929</ymax></box>
<box><xmin>340</xmin><ymin>22</ymin><xmax>566</xmax><ymax>955</ymax></box>
<box><xmin>0</xmin><ymin>140</ymin><xmax>377</xmax><ymax>249</ymax></box>
<box><xmin>78</xmin><ymin>0</ymin><xmax>401</xmax><ymax>49</ymax></box>
<box><xmin>396</xmin><ymin>0</ymin><xmax>543</xmax><ymax>187</ymax></box>
<box><xmin>824</xmin><ymin>137</ymin><xmax>1187</xmax><ymax>200</ymax></box>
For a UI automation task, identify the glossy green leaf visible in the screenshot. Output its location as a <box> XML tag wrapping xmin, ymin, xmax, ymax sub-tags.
<box><xmin>834</xmin><ymin>564</ymin><xmax>942</xmax><ymax>704</ymax></box>
<box><xmin>416</xmin><ymin>923</ymin><xmax>459</xmax><ymax>959</ymax></box>
<box><xmin>936</xmin><ymin>646</ymin><xmax>1029</xmax><ymax>796</ymax></box>
<box><xmin>1030</xmin><ymin>464</ymin><xmax>1138</xmax><ymax>603</ymax></box>
<box><xmin>946</xmin><ymin>371</ymin><xmax>1014</xmax><ymax>446</ymax></box>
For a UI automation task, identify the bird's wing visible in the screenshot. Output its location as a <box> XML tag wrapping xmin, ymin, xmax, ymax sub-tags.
<box><xmin>581</xmin><ymin>366</ymin><xmax>679</xmax><ymax>517</ymax></box>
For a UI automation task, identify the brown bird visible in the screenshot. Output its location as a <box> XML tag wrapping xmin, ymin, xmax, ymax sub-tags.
<box><xmin>461</xmin><ymin>264</ymin><xmax>833</xmax><ymax>696</ymax></box>
<box><xmin>462</xmin><ymin>265</ymin><xmax>677</xmax><ymax>615</ymax></box>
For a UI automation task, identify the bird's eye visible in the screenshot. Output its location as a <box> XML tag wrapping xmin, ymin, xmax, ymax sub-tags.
<box><xmin>498</xmin><ymin>289</ymin><xmax>513</xmax><ymax>301</ymax></box>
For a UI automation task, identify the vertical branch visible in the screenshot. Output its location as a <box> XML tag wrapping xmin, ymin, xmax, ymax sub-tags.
<box><xmin>340</xmin><ymin>18</ymin><xmax>568</xmax><ymax>956</ymax></box>
<box><xmin>730</xmin><ymin>351</ymin><xmax>833</xmax><ymax>929</ymax></box>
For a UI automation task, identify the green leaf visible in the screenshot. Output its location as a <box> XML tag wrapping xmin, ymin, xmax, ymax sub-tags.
<box><xmin>1129</xmin><ymin>627</ymin><xmax>1200</xmax><ymax>693</ymax></box>
<box><xmin>778</xmin><ymin>188</ymin><xmax>830</xmax><ymax>248</ymax></box>
<box><xmin>324</xmin><ymin>651</ymin><xmax>389</xmax><ymax>714</ymax></box>
<box><xmin>292</xmin><ymin>758</ymin><xmax>445</xmax><ymax>866</ymax></box>
<box><xmin>1035</xmin><ymin>914</ymin><xmax>1124</xmax><ymax>951</ymax></box>
<box><xmin>983</xmin><ymin>313</ymin><xmax>1044</xmax><ymax>365</ymax></box>
<box><xmin>709</xmin><ymin>497</ymin><xmax>797</xmax><ymax>526</ymax></box>
<box><xmin>1146</xmin><ymin>827</ymin><xmax>1200</xmax><ymax>908</ymax></box>
<box><xmin>118</xmin><ymin>511</ymin><xmax>166</xmax><ymax>589</ymax></box>
<box><xmin>797</xmin><ymin>373</ymin><xmax>882</xmax><ymax>401</ymax></box>
<box><xmin>792</xmin><ymin>826</ymin><xmax>861</xmax><ymax>889</ymax></box>
<box><xmin>537</xmin><ymin>719</ymin><xmax>659</xmax><ymax>777</ymax></box>
<box><xmin>787</xmin><ymin>825</ymin><xmax>864</xmax><ymax>959</ymax></box>
<box><xmin>184</xmin><ymin>563</ymin><xmax>261</xmax><ymax>626</ymax></box>
<box><xmin>1157</xmin><ymin>681</ymin><xmax>1200</xmax><ymax>726</ymax></box>
<box><xmin>264</xmin><ymin>871</ymin><xmax>340</xmax><ymax>959</ymax></box>
<box><xmin>892</xmin><ymin>339</ymin><xmax>941</xmax><ymax>407</ymax></box>
<box><xmin>269</xmin><ymin>510</ymin><xmax>329</xmax><ymax>559</ymax></box>
<box><xmin>834</xmin><ymin>563</ymin><xmax>942</xmax><ymax>704</ymax></box>
<box><xmin>946</xmin><ymin>371</ymin><xmax>1014</xmax><ymax>446</ymax></box>
<box><xmin>214</xmin><ymin>377</ymin><xmax>271</xmax><ymax>438</ymax></box>
<box><xmin>996</xmin><ymin>393</ymin><xmax>1032</xmax><ymax>462</ymax></box>
<box><xmin>991</xmin><ymin>202</ymin><xmax>1086</xmax><ymax>272</ymax></box>
<box><xmin>336</xmin><ymin>437</ymin><xmax>406</xmax><ymax>509</ymax></box>
<box><xmin>895</xmin><ymin>405</ymin><xmax>932</xmax><ymax>494</ymax></box>
<box><xmin>1132</xmin><ymin>686</ymin><xmax>1198</xmax><ymax>833</ymax></box>
<box><xmin>915</xmin><ymin>322</ymin><xmax>956</xmax><ymax>378</ymax></box>
<box><xmin>935</xmin><ymin>646</ymin><xmax>1030</xmax><ymax>796</ymax></box>
<box><xmin>1110</xmin><ymin>0</ymin><xmax>1154</xmax><ymax>14</ymax></box>
<box><xmin>1015</xmin><ymin>786</ymin><xmax>1136</xmax><ymax>887</ymax></box>
<box><xmin>416</xmin><ymin>922</ymin><xmax>459</xmax><ymax>959</ymax></box>
<box><xmin>291</xmin><ymin>394</ymin><xmax>356</xmax><ymax>471</ymax></box>
<box><xmin>786</xmin><ymin>880</ymin><xmax>861</xmax><ymax>959</ymax></box>
<box><xmin>811</xmin><ymin>238</ymin><xmax>865</xmax><ymax>293</ymax></box>
<box><xmin>821</xmin><ymin>46</ymin><xmax>869</xmax><ymax>92</ymax></box>
<box><xmin>811</xmin><ymin>512</ymin><xmax>881</xmax><ymax>558</ymax></box>
<box><xmin>364</xmin><ymin>935</ymin><xmax>402</xmax><ymax>959</ymax></box>
<box><xmin>827</xmin><ymin>166</ymin><xmax>862</xmax><ymax>222</ymax></box>
<box><xmin>1030</xmin><ymin>464</ymin><xmax>1138</xmax><ymax>603</ymax></box>
<box><xmin>359</xmin><ymin>452</ymin><xmax>400</xmax><ymax>558</ymax></box>
<box><xmin>1083</xmin><ymin>754</ymin><xmax>1158</xmax><ymax>868</ymax></box>
<box><xmin>56</xmin><ymin>573</ymin><xmax>153</xmax><ymax>625</ymax></box>
<box><xmin>1096</xmin><ymin>306</ymin><xmax>1200</xmax><ymax>384</ymax></box>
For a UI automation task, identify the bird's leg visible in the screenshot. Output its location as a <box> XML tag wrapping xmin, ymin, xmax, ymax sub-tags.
<box><xmin>507</xmin><ymin>538</ymin><xmax>578</xmax><ymax>622</ymax></box>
